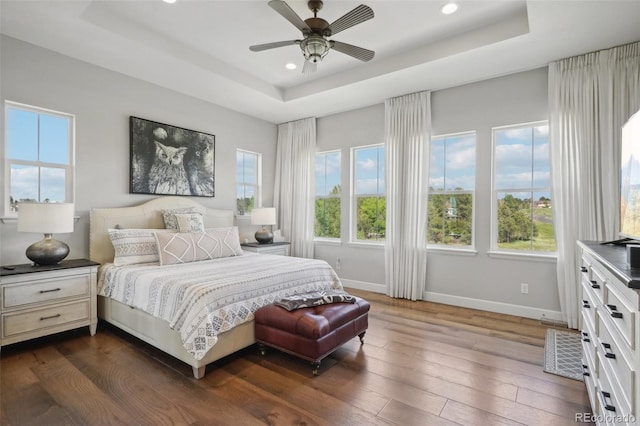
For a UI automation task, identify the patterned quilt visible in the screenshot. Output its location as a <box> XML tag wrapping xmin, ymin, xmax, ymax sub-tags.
<box><xmin>97</xmin><ymin>252</ymin><xmax>343</xmax><ymax>360</ymax></box>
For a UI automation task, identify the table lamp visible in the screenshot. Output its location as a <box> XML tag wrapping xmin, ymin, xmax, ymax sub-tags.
<box><xmin>18</xmin><ymin>202</ymin><xmax>75</xmax><ymax>265</ymax></box>
<box><xmin>251</xmin><ymin>207</ymin><xmax>276</xmax><ymax>244</ymax></box>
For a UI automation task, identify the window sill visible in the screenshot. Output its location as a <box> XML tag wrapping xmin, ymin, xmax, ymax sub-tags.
<box><xmin>1</xmin><ymin>216</ymin><xmax>81</xmax><ymax>224</ymax></box>
<box><xmin>346</xmin><ymin>241</ymin><xmax>385</xmax><ymax>249</ymax></box>
<box><xmin>427</xmin><ymin>246</ymin><xmax>478</xmax><ymax>256</ymax></box>
<box><xmin>487</xmin><ymin>250</ymin><xmax>557</xmax><ymax>263</ymax></box>
<box><xmin>314</xmin><ymin>239</ymin><xmax>342</xmax><ymax>246</ymax></box>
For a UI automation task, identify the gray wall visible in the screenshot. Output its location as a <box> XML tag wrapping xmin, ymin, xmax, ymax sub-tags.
<box><xmin>315</xmin><ymin>67</ymin><xmax>562</xmax><ymax>320</ymax></box>
<box><xmin>0</xmin><ymin>36</ymin><xmax>277</xmax><ymax>266</ymax></box>
<box><xmin>0</xmin><ymin>36</ymin><xmax>560</xmax><ymax>320</ymax></box>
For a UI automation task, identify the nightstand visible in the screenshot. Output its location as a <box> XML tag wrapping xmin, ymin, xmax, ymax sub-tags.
<box><xmin>241</xmin><ymin>242</ymin><xmax>290</xmax><ymax>256</ymax></box>
<box><xmin>0</xmin><ymin>259</ymin><xmax>100</xmax><ymax>348</ymax></box>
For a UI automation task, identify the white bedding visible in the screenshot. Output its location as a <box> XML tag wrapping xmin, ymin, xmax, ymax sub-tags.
<box><xmin>98</xmin><ymin>252</ymin><xmax>343</xmax><ymax>360</ymax></box>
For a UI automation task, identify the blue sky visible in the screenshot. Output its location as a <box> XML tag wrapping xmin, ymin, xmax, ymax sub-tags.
<box><xmin>7</xmin><ymin>107</ymin><xmax>69</xmax><ymax>203</ymax></box>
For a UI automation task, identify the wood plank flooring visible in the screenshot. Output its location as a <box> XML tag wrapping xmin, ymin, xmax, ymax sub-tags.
<box><xmin>0</xmin><ymin>289</ymin><xmax>590</xmax><ymax>425</ymax></box>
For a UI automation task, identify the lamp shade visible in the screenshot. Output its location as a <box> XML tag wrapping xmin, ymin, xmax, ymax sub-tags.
<box><xmin>18</xmin><ymin>203</ymin><xmax>75</xmax><ymax>234</ymax></box>
<box><xmin>251</xmin><ymin>207</ymin><xmax>276</xmax><ymax>226</ymax></box>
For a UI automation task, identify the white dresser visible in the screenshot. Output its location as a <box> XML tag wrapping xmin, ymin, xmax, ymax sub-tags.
<box><xmin>578</xmin><ymin>241</ymin><xmax>640</xmax><ymax>425</ymax></box>
<box><xmin>0</xmin><ymin>259</ymin><xmax>99</xmax><ymax>348</ymax></box>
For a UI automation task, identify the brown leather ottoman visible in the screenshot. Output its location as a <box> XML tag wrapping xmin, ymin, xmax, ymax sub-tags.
<box><xmin>254</xmin><ymin>297</ymin><xmax>370</xmax><ymax>375</ymax></box>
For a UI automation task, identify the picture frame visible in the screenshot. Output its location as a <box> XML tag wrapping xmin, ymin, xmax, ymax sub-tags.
<box><xmin>130</xmin><ymin>116</ymin><xmax>215</xmax><ymax>197</ymax></box>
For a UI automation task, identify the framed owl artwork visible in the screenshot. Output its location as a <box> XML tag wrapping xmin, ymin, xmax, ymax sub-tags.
<box><xmin>129</xmin><ymin>117</ymin><xmax>215</xmax><ymax>197</ymax></box>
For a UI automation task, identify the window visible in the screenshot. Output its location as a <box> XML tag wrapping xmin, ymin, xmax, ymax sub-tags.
<box><xmin>236</xmin><ymin>149</ymin><xmax>261</xmax><ymax>214</ymax></box>
<box><xmin>353</xmin><ymin>144</ymin><xmax>385</xmax><ymax>242</ymax></box>
<box><xmin>4</xmin><ymin>102</ymin><xmax>74</xmax><ymax>216</ymax></box>
<box><xmin>428</xmin><ymin>132</ymin><xmax>476</xmax><ymax>247</ymax></box>
<box><xmin>315</xmin><ymin>150</ymin><xmax>341</xmax><ymax>239</ymax></box>
<box><xmin>492</xmin><ymin>121</ymin><xmax>556</xmax><ymax>252</ymax></box>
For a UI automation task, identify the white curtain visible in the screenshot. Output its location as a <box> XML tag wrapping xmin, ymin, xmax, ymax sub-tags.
<box><xmin>273</xmin><ymin>117</ymin><xmax>316</xmax><ymax>258</ymax></box>
<box><xmin>384</xmin><ymin>91</ymin><xmax>431</xmax><ymax>300</ymax></box>
<box><xmin>549</xmin><ymin>41</ymin><xmax>640</xmax><ymax>329</ymax></box>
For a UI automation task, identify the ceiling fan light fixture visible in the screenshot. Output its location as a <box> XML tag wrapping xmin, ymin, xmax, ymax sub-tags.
<box><xmin>300</xmin><ymin>35</ymin><xmax>331</xmax><ymax>63</ymax></box>
<box><xmin>441</xmin><ymin>2</ymin><xmax>458</xmax><ymax>15</ymax></box>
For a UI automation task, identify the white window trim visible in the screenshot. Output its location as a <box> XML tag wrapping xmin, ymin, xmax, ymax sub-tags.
<box><xmin>350</xmin><ymin>143</ymin><xmax>385</xmax><ymax>244</ymax></box>
<box><xmin>427</xmin><ymin>131</ymin><xmax>477</xmax><ymax>251</ymax></box>
<box><xmin>490</xmin><ymin>120</ymin><xmax>556</xmax><ymax>256</ymax></box>
<box><xmin>315</xmin><ymin>149</ymin><xmax>341</xmax><ymax>241</ymax></box>
<box><xmin>3</xmin><ymin>101</ymin><xmax>75</xmax><ymax>218</ymax></box>
<box><xmin>236</xmin><ymin>148</ymin><xmax>262</xmax><ymax>214</ymax></box>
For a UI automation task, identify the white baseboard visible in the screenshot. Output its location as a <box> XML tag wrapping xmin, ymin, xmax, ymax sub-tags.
<box><xmin>340</xmin><ymin>278</ymin><xmax>565</xmax><ymax>323</ymax></box>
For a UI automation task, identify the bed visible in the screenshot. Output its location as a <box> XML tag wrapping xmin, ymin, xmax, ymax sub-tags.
<box><xmin>89</xmin><ymin>197</ymin><xmax>342</xmax><ymax>379</ymax></box>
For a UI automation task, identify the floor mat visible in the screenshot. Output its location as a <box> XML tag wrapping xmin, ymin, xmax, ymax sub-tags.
<box><xmin>543</xmin><ymin>328</ymin><xmax>583</xmax><ymax>381</ymax></box>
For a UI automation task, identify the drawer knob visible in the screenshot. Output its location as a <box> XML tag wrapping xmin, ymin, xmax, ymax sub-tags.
<box><xmin>599</xmin><ymin>391</ymin><xmax>616</xmax><ymax>412</ymax></box>
<box><xmin>39</xmin><ymin>288</ymin><xmax>61</xmax><ymax>294</ymax></box>
<box><xmin>606</xmin><ymin>304</ymin><xmax>623</xmax><ymax>319</ymax></box>
<box><xmin>602</xmin><ymin>342</ymin><xmax>616</xmax><ymax>359</ymax></box>
<box><xmin>590</xmin><ymin>280</ymin><xmax>600</xmax><ymax>289</ymax></box>
<box><xmin>39</xmin><ymin>313</ymin><xmax>61</xmax><ymax>321</ymax></box>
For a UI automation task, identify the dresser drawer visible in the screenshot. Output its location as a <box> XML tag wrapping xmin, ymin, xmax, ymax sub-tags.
<box><xmin>604</xmin><ymin>283</ymin><xmax>636</xmax><ymax>350</ymax></box>
<box><xmin>2</xmin><ymin>300</ymin><xmax>90</xmax><ymax>338</ymax></box>
<box><xmin>582</xmin><ymin>279</ymin><xmax>598</xmax><ymax>333</ymax></box>
<box><xmin>588</xmin><ymin>261</ymin><xmax>607</xmax><ymax>306</ymax></box>
<box><xmin>597</xmin><ymin>355</ymin><xmax>630</xmax><ymax>425</ymax></box>
<box><xmin>598</xmin><ymin>314</ymin><xmax>636</xmax><ymax>415</ymax></box>
<box><xmin>2</xmin><ymin>275</ymin><xmax>91</xmax><ymax>309</ymax></box>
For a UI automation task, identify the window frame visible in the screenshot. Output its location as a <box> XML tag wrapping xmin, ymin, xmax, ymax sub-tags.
<box><xmin>350</xmin><ymin>143</ymin><xmax>385</xmax><ymax>244</ymax></box>
<box><xmin>235</xmin><ymin>148</ymin><xmax>262</xmax><ymax>214</ymax></box>
<box><xmin>427</xmin><ymin>131</ymin><xmax>477</xmax><ymax>250</ymax></box>
<box><xmin>314</xmin><ymin>149</ymin><xmax>342</xmax><ymax>241</ymax></box>
<box><xmin>4</xmin><ymin>101</ymin><xmax>75</xmax><ymax>218</ymax></box>
<box><xmin>490</xmin><ymin>120</ymin><xmax>555</xmax><ymax>256</ymax></box>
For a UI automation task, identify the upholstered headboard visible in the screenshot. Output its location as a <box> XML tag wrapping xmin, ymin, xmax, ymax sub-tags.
<box><xmin>89</xmin><ymin>197</ymin><xmax>234</xmax><ymax>264</ymax></box>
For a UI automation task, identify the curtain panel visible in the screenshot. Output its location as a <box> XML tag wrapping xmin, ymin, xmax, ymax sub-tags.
<box><xmin>549</xmin><ymin>41</ymin><xmax>640</xmax><ymax>329</ymax></box>
<box><xmin>273</xmin><ymin>117</ymin><xmax>316</xmax><ymax>259</ymax></box>
<box><xmin>384</xmin><ymin>91</ymin><xmax>431</xmax><ymax>300</ymax></box>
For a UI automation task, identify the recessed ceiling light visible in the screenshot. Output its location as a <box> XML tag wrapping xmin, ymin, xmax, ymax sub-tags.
<box><xmin>441</xmin><ymin>2</ymin><xmax>458</xmax><ymax>15</ymax></box>
<box><xmin>285</xmin><ymin>63</ymin><xmax>297</xmax><ymax>70</ymax></box>
<box><xmin>163</xmin><ymin>0</ymin><xmax>177</xmax><ymax>4</ymax></box>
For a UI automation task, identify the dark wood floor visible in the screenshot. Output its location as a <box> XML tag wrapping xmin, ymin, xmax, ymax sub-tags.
<box><xmin>1</xmin><ymin>289</ymin><xmax>590</xmax><ymax>425</ymax></box>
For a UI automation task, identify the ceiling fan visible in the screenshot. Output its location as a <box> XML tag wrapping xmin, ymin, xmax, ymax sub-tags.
<box><xmin>249</xmin><ymin>0</ymin><xmax>375</xmax><ymax>74</ymax></box>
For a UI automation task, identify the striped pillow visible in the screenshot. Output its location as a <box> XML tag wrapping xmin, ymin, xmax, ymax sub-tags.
<box><xmin>108</xmin><ymin>228</ymin><xmax>177</xmax><ymax>266</ymax></box>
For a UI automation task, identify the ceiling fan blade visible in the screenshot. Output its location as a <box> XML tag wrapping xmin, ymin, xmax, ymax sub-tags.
<box><xmin>327</xmin><ymin>4</ymin><xmax>374</xmax><ymax>36</ymax></box>
<box><xmin>250</xmin><ymin>40</ymin><xmax>299</xmax><ymax>52</ymax></box>
<box><xmin>331</xmin><ymin>40</ymin><xmax>375</xmax><ymax>62</ymax></box>
<box><xmin>268</xmin><ymin>0</ymin><xmax>311</xmax><ymax>33</ymax></box>
<box><xmin>302</xmin><ymin>60</ymin><xmax>317</xmax><ymax>75</ymax></box>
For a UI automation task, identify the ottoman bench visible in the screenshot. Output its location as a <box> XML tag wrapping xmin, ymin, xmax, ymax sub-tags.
<box><xmin>254</xmin><ymin>296</ymin><xmax>370</xmax><ymax>375</ymax></box>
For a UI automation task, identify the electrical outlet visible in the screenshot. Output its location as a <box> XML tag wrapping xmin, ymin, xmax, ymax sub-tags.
<box><xmin>521</xmin><ymin>283</ymin><xmax>529</xmax><ymax>294</ymax></box>
<box><xmin>336</xmin><ymin>258</ymin><xmax>341</xmax><ymax>271</ymax></box>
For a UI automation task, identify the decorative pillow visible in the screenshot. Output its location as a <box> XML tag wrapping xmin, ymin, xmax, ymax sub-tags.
<box><xmin>161</xmin><ymin>207</ymin><xmax>203</xmax><ymax>229</ymax></box>
<box><xmin>274</xmin><ymin>291</ymin><xmax>356</xmax><ymax>311</ymax></box>
<box><xmin>175</xmin><ymin>212</ymin><xmax>205</xmax><ymax>233</ymax></box>
<box><xmin>108</xmin><ymin>228</ymin><xmax>177</xmax><ymax>266</ymax></box>
<box><xmin>154</xmin><ymin>226</ymin><xmax>243</xmax><ymax>265</ymax></box>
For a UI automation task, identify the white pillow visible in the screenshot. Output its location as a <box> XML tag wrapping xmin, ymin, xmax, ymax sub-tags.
<box><xmin>108</xmin><ymin>228</ymin><xmax>176</xmax><ymax>266</ymax></box>
<box><xmin>161</xmin><ymin>207</ymin><xmax>204</xmax><ymax>229</ymax></box>
<box><xmin>175</xmin><ymin>212</ymin><xmax>205</xmax><ymax>233</ymax></box>
<box><xmin>154</xmin><ymin>226</ymin><xmax>243</xmax><ymax>265</ymax></box>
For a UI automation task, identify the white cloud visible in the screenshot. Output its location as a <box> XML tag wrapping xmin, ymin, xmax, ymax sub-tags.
<box><xmin>358</xmin><ymin>158</ymin><xmax>376</xmax><ymax>170</ymax></box>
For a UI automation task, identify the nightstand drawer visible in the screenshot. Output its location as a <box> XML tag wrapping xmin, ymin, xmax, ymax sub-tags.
<box><xmin>2</xmin><ymin>300</ymin><xmax>91</xmax><ymax>338</ymax></box>
<box><xmin>2</xmin><ymin>275</ymin><xmax>91</xmax><ymax>309</ymax></box>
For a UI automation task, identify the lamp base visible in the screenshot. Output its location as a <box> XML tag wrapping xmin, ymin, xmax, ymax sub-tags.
<box><xmin>26</xmin><ymin>234</ymin><xmax>70</xmax><ymax>266</ymax></box>
<box><xmin>255</xmin><ymin>228</ymin><xmax>274</xmax><ymax>244</ymax></box>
